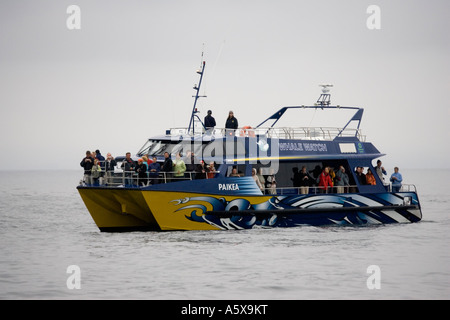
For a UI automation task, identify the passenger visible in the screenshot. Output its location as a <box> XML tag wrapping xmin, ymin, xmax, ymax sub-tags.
<box><xmin>311</xmin><ymin>165</ymin><xmax>322</xmax><ymax>185</ymax></box>
<box><xmin>256</xmin><ymin>168</ymin><xmax>266</xmax><ymax>191</ymax></box>
<box><xmin>252</xmin><ymin>168</ymin><xmax>264</xmax><ymax>192</ymax></box>
<box><xmin>148</xmin><ymin>156</ymin><xmax>161</xmax><ymax>185</ymax></box>
<box><xmin>328</xmin><ymin>167</ymin><xmax>336</xmax><ymax>192</ymax></box>
<box><xmin>299</xmin><ymin>166</ymin><xmax>313</xmax><ymax>194</ymax></box>
<box><xmin>375</xmin><ymin>160</ymin><xmax>387</xmax><ymax>184</ymax></box>
<box><xmin>390</xmin><ymin>167</ymin><xmax>403</xmax><ymax>192</ymax></box>
<box><xmin>355</xmin><ymin>166</ymin><xmax>366</xmax><ymax>185</ymax></box>
<box><xmin>207</xmin><ymin>162</ymin><xmax>217</xmax><ymax>179</ymax></box>
<box><xmin>229</xmin><ymin>167</ymin><xmax>240</xmax><ymax>177</ymax></box>
<box><xmin>318</xmin><ymin>167</ymin><xmax>333</xmax><ymax>193</ymax></box>
<box><xmin>80</xmin><ymin>151</ymin><xmax>95</xmax><ymax>186</ymax></box>
<box><xmin>95</xmin><ymin>149</ymin><xmax>106</xmax><ymax>184</ymax></box>
<box><xmin>104</xmin><ymin>153</ymin><xmax>117</xmax><ymax>185</ymax></box>
<box><xmin>266</xmin><ymin>169</ymin><xmax>277</xmax><ymax>194</ymax></box>
<box><xmin>366</xmin><ymin>168</ymin><xmax>376</xmax><ymax>185</ymax></box>
<box><xmin>225</xmin><ymin>110</ymin><xmax>238</xmax><ymax>135</ymax></box>
<box><xmin>184</xmin><ymin>151</ymin><xmax>198</xmax><ymax>179</ymax></box>
<box><xmin>95</xmin><ymin>149</ymin><xmax>105</xmax><ymax>165</ymax></box>
<box><xmin>195</xmin><ymin>160</ymin><xmax>207</xmax><ymax>179</ymax></box>
<box><xmin>141</xmin><ymin>155</ymin><xmax>150</xmax><ymax>171</ymax></box>
<box><xmin>145</xmin><ymin>154</ymin><xmax>153</xmax><ymax>166</ymax></box>
<box><xmin>204</xmin><ymin>110</ymin><xmax>216</xmax><ymax>129</ymax></box>
<box><xmin>136</xmin><ymin>158</ymin><xmax>148</xmax><ymax>187</ymax></box>
<box><xmin>91</xmin><ymin>159</ymin><xmax>102</xmax><ymax>186</ymax></box>
<box><xmin>141</xmin><ymin>155</ymin><xmax>150</xmax><ymax>184</ymax></box>
<box><xmin>121</xmin><ymin>152</ymin><xmax>135</xmax><ymax>187</ymax></box>
<box><xmin>291</xmin><ymin>167</ymin><xmax>301</xmax><ymax>188</ymax></box>
<box><xmin>335</xmin><ymin>165</ymin><xmax>350</xmax><ymax>193</ymax></box>
<box><xmin>173</xmin><ymin>152</ymin><xmax>186</xmax><ymax>180</ymax></box>
<box><xmin>161</xmin><ymin>152</ymin><xmax>173</xmax><ymax>183</ymax></box>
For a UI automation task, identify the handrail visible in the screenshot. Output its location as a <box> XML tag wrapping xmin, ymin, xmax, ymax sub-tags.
<box><xmin>79</xmin><ymin>170</ymin><xmax>220</xmax><ymax>187</ymax></box>
<box><xmin>80</xmin><ymin>171</ymin><xmax>417</xmax><ymax>195</ymax></box>
<box><xmin>262</xmin><ymin>185</ymin><xmax>359</xmax><ymax>195</ymax></box>
<box><xmin>167</xmin><ymin>126</ymin><xmax>366</xmax><ymax>141</ymax></box>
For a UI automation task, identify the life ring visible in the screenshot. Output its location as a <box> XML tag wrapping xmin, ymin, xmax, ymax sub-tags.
<box><xmin>239</xmin><ymin>126</ymin><xmax>255</xmax><ymax>137</ymax></box>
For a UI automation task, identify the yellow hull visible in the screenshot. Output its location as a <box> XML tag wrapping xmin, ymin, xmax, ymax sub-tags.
<box><xmin>78</xmin><ymin>187</ymin><xmax>272</xmax><ymax>231</ymax></box>
<box><xmin>77</xmin><ymin>187</ymin><xmax>160</xmax><ymax>231</ymax></box>
<box><xmin>142</xmin><ymin>191</ymin><xmax>272</xmax><ymax>231</ymax></box>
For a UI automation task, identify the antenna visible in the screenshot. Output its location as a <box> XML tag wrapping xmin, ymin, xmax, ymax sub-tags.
<box><xmin>316</xmin><ymin>84</ymin><xmax>333</xmax><ymax>107</ymax></box>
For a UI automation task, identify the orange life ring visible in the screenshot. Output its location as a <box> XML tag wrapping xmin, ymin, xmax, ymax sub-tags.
<box><xmin>239</xmin><ymin>126</ymin><xmax>255</xmax><ymax>137</ymax></box>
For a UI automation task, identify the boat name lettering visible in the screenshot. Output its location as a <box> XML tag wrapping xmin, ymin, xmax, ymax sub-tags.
<box><xmin>303</xmin><ymin>143</ymin><xmax>327</xmax><ymax>152</ymax></box>
<box><xmin>279</xmin><ymin>142</ymin><xmax>303</xmax><ymax>151</ymax></box>
<box><xmin>218</xmin><ymin>183</ymin><xmax>240</xmax><ymax>191</ymax></box>
<box><xmin>279</xmin><ymin>142</ymin><xmax>327</xmax><ymax>152</ymax></box>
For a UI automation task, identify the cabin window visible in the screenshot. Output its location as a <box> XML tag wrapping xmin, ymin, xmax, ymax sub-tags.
<box><xmin>339</xmin><ymin>143</ymin><xmax>357</xmax><ymax>153</ymax></box>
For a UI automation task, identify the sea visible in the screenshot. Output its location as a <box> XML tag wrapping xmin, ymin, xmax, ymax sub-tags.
<box><xmin>0</xmin><ymin>169</ymin><xmax>449</xmax><ymax>301</ymax></box>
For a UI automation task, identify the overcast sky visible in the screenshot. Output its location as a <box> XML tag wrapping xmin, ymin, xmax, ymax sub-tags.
<box><xmin>0</xmin><ymin>0</ymin><xmax>449</xmax><ymax>171</ymax></box>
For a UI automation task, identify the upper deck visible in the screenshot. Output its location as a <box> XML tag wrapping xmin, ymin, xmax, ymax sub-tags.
<box><xmin>136</xmin><ymin>100</ymin><xmax>380</xmax><ymax>164</ymax></box>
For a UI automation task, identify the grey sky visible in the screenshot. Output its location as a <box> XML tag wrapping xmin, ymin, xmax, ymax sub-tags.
<box><xmin>0</xmin><ymin>0</ymin><xmax>449</xmax><ymax>171</ymax></box>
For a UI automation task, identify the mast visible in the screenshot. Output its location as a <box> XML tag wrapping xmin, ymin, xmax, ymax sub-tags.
<box><xmin>187</xmin><ymin>60</ymin><xmax>207</xmax><ymax>134</ymax></box>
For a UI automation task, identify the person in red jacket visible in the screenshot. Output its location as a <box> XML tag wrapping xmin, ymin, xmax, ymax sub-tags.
<box><xmin>318</xmin><ymin>167</ymin><xmax>333</xmax><ymax>193</ymax></box>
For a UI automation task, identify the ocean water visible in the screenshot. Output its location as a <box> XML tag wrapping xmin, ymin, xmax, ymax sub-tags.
<box><xmin>0</xmin><ymin>169</ymin><xmax>449</xmax><ymax>300</ymax></box>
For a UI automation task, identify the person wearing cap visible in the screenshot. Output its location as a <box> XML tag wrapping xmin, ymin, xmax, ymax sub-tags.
<box><xmin>204</xmin><ymin>110</ymin><xmax>216</xmax><ymax>129</ymax></box>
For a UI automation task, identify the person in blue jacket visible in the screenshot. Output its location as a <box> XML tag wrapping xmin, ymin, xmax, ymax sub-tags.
<box><xmin>204</xmin><ymin>110</ymin><xmax>216</xmax><ymax>129</ymax></box>
<box><xmin>148</xmin><ymin>156</ymin><xmax>161</xmax><ymax>185</ymax></box>
<box><xmin>390</xmin><ymin>167</ymin><xmax>403</xmax><ymax>192</ymax></box>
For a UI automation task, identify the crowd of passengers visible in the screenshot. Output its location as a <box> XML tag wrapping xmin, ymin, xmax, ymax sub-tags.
<box><xmin>284</xmin><ymin>160</ymin><xmax>402</xmax><ymax>194</ymax></box>
<box><xmin>245</xmin><ymin>160</ymin><xmax>402</xmax><ymax>194</ymax></box>
<box><xmin>80</xmin><ymin>149</ymin><xmax>218</xmax><ymax>187</ymax></box>
<box><xmin>80</xmin><ymin>150</ymin><xmax>403</xmax><ymax>193</ymax></box>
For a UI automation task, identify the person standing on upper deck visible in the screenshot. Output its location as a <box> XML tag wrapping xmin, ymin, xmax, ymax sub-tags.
<box><xmin>225</xmin><ymin>111</ymin><xmax>238</xmax><ymax>135</ymax></box>
<box><xmin>390</xmin><ymin>167</ymin><xmax>403</xmax><ymax>192</ymax></box>
<box><xmin>204</xmin><ymin>110</ymin><xmax>216</xmax><ymax>129</ymax></box>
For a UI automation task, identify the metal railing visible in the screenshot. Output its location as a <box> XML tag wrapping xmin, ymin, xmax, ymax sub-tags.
<box><xmin>262</xmin><ymin>185</ymin><xmax>359</xmax><ymax>195</ymax></box>
<box><xmin>261</xmin><ymin>184</ymin><xmax>416</xmax><ymax>195</ymax></box>
<box><xmin>168</xmin><ymin>126</ymin><xmax>366</xmax><ymax>141</ymax></box>
<box><xmin>80</xmin><ymin>170</ymin><xmax>219</xmax><ymax>187</ymax></box>
<box><xmin>80</xmin><ymin>171</ymin><xmax>418</xmax><ymax>196</ymax></box>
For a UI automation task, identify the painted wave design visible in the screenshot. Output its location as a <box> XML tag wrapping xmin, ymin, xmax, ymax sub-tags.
<box><xmin>170</xmin><ymin>194</ymin><xmax>418</xmax><ymax>229</ymax></box>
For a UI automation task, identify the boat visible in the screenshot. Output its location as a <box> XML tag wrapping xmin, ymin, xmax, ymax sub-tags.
<box><xmin>77</xmin><ymin>59</ymin><xmax>422</xmax><ymax>231</ymax></box>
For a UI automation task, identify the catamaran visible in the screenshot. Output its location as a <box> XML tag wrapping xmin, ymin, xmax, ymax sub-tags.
<box><xmin>77</xmin><ymin>59</ymin><xmax>422</xmax><ymax>231</ymax></box>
